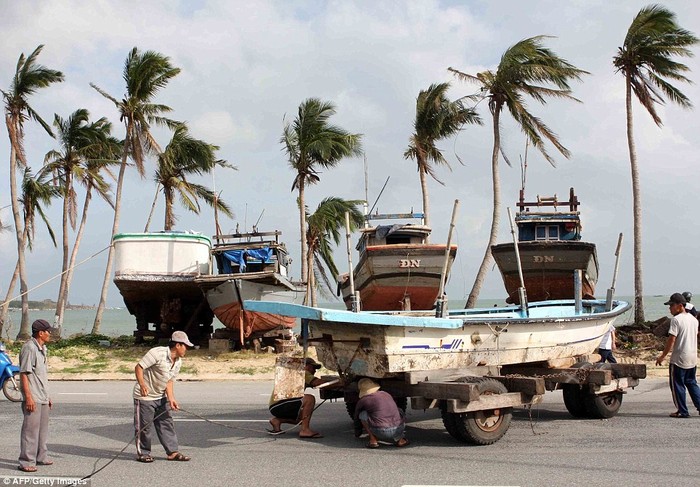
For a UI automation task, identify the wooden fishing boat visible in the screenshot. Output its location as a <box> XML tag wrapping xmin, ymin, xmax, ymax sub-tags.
<box><xmin>244</xmin><ymin>298</ymin><xmax>631</xmax><ymax>378</ymax></box>
<box><xmin>337</xmin><ymin>212</ymin><xmax>457</xmax><ymax>311</ymax></box>
<box><xmin>195</xmin><ymin>230</ymin><xmax>304</xmax><ymax>344</ymax></box>
<box><xmin>112</xmin><ymin>231</ymin><xmax>214</xmax><ymax>343</ymax></box>
<box><xmin>491</xmin><ymin>188</ymin><xmax>599</xmax><ymax>304</ymax></box>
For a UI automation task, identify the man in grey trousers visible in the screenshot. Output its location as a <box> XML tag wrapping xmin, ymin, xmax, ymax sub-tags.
<box><xmin>133</xmin><ymin>331</ymin><xmax>192</xmax><ymax>463</ymax></box>
<box><xmin>18</xmin><ymin>319</ymin><xmax>55</xmax><ymax>472</ymax></box>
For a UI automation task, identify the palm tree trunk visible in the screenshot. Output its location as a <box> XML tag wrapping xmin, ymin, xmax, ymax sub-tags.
<box><xmin>298</xmin><ymin>181</ymin><xmax>308</xmax><ymax>282</ymax></box>
<box><xmin>6</xmin><ymin>115</ymin><xmax>31</xmax><ymax>339</ymax></box>
<box><xmin>92</xmin><ymin>133</ymin><xmax>131</xmax><ymax>334</ymax></box>
<box><xmin>467</xmin><ymin>109</ymin><xmax>502</xmax><ymax>308</ymax></box>
<box><xmin>1</xmin><ymin>260</ymin><xmax>20</xmax><ymax>338</ymax></box>
<box><xmin>164</xmin><ymin>187</ymin><xmax>174</xmax><ymax>231</ymax></box>
<box><xmin>419</xmin><ymin>163</ymin><xmax>431</xmax><ymax>244</ymax></box>
<box><xmin>144</xmin><ymin>184</ymin><xmax>160</xmax><ymax>232</ymax></box>
<box><xmin>55</xmin><ymin>172</ymin><xmax>71</xmax><ymax>328</ymax></box>
<box><xmin>63</xmin><ymin>185</ymin><xmax>93</xmax><ymax>325</ymax></box>
<box><xmin>306</xmin><ymin>249</ymin><xmax>315</xmax><ymax>306</ymax></box>
<box><xmin>625</xmin><ymin>75</ymin><xmax>644</xmax><ymax>324</ymax></box>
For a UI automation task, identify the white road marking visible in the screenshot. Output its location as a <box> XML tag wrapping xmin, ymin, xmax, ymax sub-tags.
<box><xmin>58</xmin><ymin>392</ymin><xmax>108</xmax><ymax>395</ymax></box>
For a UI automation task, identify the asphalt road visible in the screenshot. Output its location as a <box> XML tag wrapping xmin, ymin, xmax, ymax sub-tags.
<box><xmin>0</xmin><ymin>377</ymin><xmax>697</xmax><ymax>487</ymax></box>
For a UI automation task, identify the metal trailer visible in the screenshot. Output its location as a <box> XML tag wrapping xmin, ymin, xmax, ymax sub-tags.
<box><xmin>319</xmin><ymin>357</ymin><xmax>646</xmax><ymax>445</ymax></box>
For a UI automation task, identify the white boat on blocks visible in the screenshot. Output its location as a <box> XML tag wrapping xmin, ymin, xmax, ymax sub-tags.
<box><xmin>243</xmin><ymin>299</ymin><xmax>631</xmax><ymax>378</ymax></box>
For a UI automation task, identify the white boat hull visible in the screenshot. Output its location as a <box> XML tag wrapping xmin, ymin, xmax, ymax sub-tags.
<box><xmin>243</xmin><ymin>299</ymin><xmax>631</xmax><ymax>378</ymax></box>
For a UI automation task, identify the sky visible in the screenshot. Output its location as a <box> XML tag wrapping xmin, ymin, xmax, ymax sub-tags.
<box><xmin>1</xmin><ymin>0</ymin><xmax>699</xmax><ymax>309</ymax></box>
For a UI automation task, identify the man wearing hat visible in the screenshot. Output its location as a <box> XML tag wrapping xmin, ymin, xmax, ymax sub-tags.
<box><xmin>18</xmin><ymin>319</ymin><xmax>55</xmax><ymax>472</ymax></box>
<box><xmin>268</xmin><ymin>357</ymin><xmax>330</xmax><ymax>439</ymax></box>
<box><xmin>133</xmin><ymin>331</ymin><xmax>193</xmax><ymax>462</ymax></box>
<box><xmin>656</xmin><ymin>293</ymin><xmax>700</xmax><ymax>418</ymax></box>
<box><xmin>354</xmin><ymin>378</ymin><xmax>409</xmax><ymax>448</ymax></box>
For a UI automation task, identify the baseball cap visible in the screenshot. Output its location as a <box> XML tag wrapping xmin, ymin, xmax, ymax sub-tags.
<box><xmin>171</xmin><ymin>331</ymin><xmax>194</xmax><ymax>347</ymax></box>
<box><xmin>32</xmin><ymin>319</ymin><xmax>54</xmax><ymax>333</ymax></box>
<box><xmin>664</xmin><ymin>293</ymin><xmax>687</xmax><ymax>306</ymax></box>
<box><xmin>305</xmin><ymin>357</ymin><xmax>321</xmax><ymax>370</ymax></box>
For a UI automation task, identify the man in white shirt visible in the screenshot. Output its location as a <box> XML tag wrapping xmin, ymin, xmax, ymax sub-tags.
<box><xmin>656</xmin><ymin>293</ymin><xmax>700</xmax><ymax>418</ymax></box>
<box><xmin>133</xmin><ymin>331</ymin><xmax>193</xmax><ymax>462</ymax></box>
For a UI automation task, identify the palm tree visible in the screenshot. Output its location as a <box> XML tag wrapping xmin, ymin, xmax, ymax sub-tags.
<box><xmin>613</xmin><ymin>5</ymin><xmax>698</xmax><ymax>324</ymax></box>
<box><xmin>449</xmin><ymin>36</ymin><xmax>588</xmax><ymax>308</ymax></box>
<box><xmin>281</xmin><ymin>98</ymin><xmax>363</xmax><ymax>283</ymax></box>
<box><xmin>1</xmin><ymin>168</ymin><xmax>60</xmax><ymax>339</ymax></box>
<box><xmin>143</xmin><ymin>124</ymin><xmax>234</xmax><ymax>231</ymax></box>
<box><xmin>2</xmin><ymin>45</ymin><xmax>64</xmax><ymax>335</ymax></box>
<box><xmin>43</xmin><ymin>109</ymin><xmax>119</xmax><ymax>327</ymax></box>
<box><xmin>404</xmin><ymin>82</ymin><xmax>481</xmax><ymax>236</ymax></box>
<box><xmin>305</xmin><ymin>197</ymin><xmax>364</xmax><ymax>306</ymax></box>
<box><xmin>90</xmin><ymin>47</ymin><xmax>180</xmax><ymax>334</ymax></box>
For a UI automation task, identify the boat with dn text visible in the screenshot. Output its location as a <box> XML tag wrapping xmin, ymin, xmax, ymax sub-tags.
<box><xmin>337</xmin><ymin>211</ymin><xmax>457</xmax><ymax>311</ymax></box>
<box><xmin>491</xmin><ymin>188</ymin><xmax>599</xmax><ymax>304</ymax></box>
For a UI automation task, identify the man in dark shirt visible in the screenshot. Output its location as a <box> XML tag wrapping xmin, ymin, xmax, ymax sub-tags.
<box><xmin>354</xmin><ymin>378</ymin><xmax>409</xmax><ymax>448</ymax></box>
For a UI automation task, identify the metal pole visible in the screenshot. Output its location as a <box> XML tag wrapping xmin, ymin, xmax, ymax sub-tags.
<box><xmin>344</xmin><ymin>212</ymin><xmax>359</xmax><ymax>312</ymax></box>
<box><xmin>507</xmin><ymin>207</ymin><xmax>528</xmax><ymax>316</ymax></box>
<box><xmin>606</xmin><ymin>233</ymin><xmax>624</xmax><ymax>311</ymax></box>
<box><xmin>574</xmin><ymin>269</ymin><xmax>583</xmax><ymax>315</ymax></box>
<box><xmin>436</xmin><ymin>200</ymin><xmax>459</xmax><ymax>318</ymax></box>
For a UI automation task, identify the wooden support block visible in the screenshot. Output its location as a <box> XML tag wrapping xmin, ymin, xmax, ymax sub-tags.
<box><xmin>610</xmin><ymin>363</ymin><xmax>647</xmax><ymax>379</ymax></box>
<box><xmin>207</xmin><ymin>338</ymin><xmax>231</xmax><ymax>353</ymax></box>
<box><xmin>412</xmin><ymin>381</ymin><xmax>480</xmax><ymax>402</ymax></box>
<box><xmin>492</xmin><ymin>376</ymin><xmax>546</xmax><ymax>395</ymax></box>
<box><xmin>500</xmin><ymin>367</ymin><xmax>612</xmax><ymax>385</ymax></box>
<box><xmin>445</xmin><ymin>392</ymin><xmax>543</xmax><ymax>413</ymax></box>
<box><xmin>404</xmin><ymin>367</ymin><xmax>499</xmax><ymax>385</ymax></box>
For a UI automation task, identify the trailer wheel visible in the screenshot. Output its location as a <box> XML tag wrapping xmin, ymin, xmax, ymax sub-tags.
<box><xmin>584</xmin><ymin>391</ymin><xmax>623</xmax><ymax>419</ymax></box>
<box><xmin>562</xmin><ymin>384</ymin><xmax>590</xmax><ymax>418</ymax></box>
<box><xmin>440</xmin><ymin>404</ymin><xmax>462</xmax><ymax>440</ymax></box>
<box><xmin>448</xmin><ymin>379</ymin><xmax>512</xmax><ymax>445</ymax></box>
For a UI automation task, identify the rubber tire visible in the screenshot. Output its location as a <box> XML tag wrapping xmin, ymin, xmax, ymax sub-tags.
<box><xmin>441</xmin><ymin>404</ymin><xmax>462</xmax><ymax>440</ymax></box>
<box><xmin>584</xmin><ymin>391</ymin><xmax>623</xmax><ymax>419</ymax></box>
<box><xmin>447</xmin><ymin>378</ymin><xmax>513</xmax><ymax>445</ymax></box>
<box><xmin>3</xmin><ymin>372</ymin><xmax>23</xmax><ymax>402</ymax></box>
<box><xmin>562</xmin><ymin>384</ymin><xmax>591</xmax><ymax>418</ymax></box>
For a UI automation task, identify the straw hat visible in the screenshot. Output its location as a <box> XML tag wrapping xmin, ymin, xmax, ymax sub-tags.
<box><xmin>358</xmin><ymin>378</ymin><xmax>380</xmax><ymax>398</ymax></box>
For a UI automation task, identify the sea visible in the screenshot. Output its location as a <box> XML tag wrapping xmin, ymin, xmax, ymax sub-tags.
<box><xmin>2</xmin><ymin>295</ymin><xmax>671</xmax><ymax>340</ymax></box>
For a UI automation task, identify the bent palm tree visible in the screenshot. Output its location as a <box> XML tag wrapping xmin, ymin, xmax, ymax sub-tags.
<box><xmin>450</xmin><ymin>36</ymin><xmax>587</xmax><ymax>307</ymax></box>
<box><xmin>613</xmin><ymin>5</ymin><xmax>698</xmax><ymax>324</ymax></box>
<box><xmin>2</xmin><ymin>45</ymin><xmax>63</xmax><ymax>338</ymax></box>
<box><xmin>0</xmin><ymin>168</ymin><xmax>60</xmax><ymax>338</ymax></box>
<box><xmin>282</xmin><ymin>98</ymin><xmax>363</xmax><ymax>283</ymax></box>
<box><xmin>43</xmin><ymin>109</ymin><xmax>118</xmax><ymax>327</ymax></box>
<box><xmin>90</xmin><ymin>47</ymin><xmax>180</xmax><ymax>334</ymax></box>
<box><xmin>305</xmin><ymin>197</ymin><xmax>364</xmax><ymax>306</ymax></box>
<box><xmin>144</xmin><ymin>124</ymin><xmax>233</xmax><ymax>231</ymax></box>
<box><xmin>404</xmin><ymin>82</ymin><xmax>481</xmax><ymax>235</ymax></box>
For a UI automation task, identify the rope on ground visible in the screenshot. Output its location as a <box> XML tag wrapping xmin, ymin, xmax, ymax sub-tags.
<box><xmin>64</xmin><ymin>399</ymin><xmax>330</xmax><ymax>486</ymax></box>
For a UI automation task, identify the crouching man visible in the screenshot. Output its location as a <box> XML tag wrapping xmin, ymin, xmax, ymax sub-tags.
<box><xmin>354</xmin><ymin>378</ymin><xmax>409</xmax><ymax>449</ymax></box>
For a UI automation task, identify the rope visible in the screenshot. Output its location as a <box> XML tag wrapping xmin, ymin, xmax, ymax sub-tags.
<box><xmin>1</xmin><ymin>245</ymin><xmax>111</xmax><ymax>307</ymax></box>
<box><xmin>63</xmin><ymin>398</ymin><xmax>329</xmax><ymax>486</ymax></box>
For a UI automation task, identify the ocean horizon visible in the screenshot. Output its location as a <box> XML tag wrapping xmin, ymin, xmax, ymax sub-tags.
<box><xmin>1</xmin><ymin>294</ymin><xmax>672</xmax><ymax>340</ymax></box>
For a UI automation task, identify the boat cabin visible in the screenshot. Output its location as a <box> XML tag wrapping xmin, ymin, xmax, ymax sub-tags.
<box><xmin>356</xmin><ymin>212</ymin><xmax>432</xmax><ymax>253</ymax></box>
<box><xmin>515</xmin><ymin>188</ymin><xmax>583</xmax><ymax>243</ymax></box>
<box><xmin>211</xmin><ymin>230</ymin><xmax>291</xmax><ymax>277</ymax></box>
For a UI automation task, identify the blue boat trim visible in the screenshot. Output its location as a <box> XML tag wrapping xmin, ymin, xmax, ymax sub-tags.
<box><xmin>242</xmin><ymin>299</ymin><xmax>631</xmax><ymax>329</ymax></box>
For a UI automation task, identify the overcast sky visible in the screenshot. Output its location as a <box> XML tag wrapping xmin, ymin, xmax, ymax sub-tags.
<box><xmin>1</xmin><ymin>0</ymin><xmax>698</xmax><ymax>308</ymax></box>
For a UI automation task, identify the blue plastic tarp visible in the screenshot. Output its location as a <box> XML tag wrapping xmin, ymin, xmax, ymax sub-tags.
<box><xmin>221</xmin><ymin>247</ymin><xmax>273</xmax><ymax>273</ymax></box>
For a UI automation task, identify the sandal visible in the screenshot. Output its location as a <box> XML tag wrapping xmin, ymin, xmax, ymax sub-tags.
<box><xmin>167</xmin><ymin>452</ymin><xmax>191</xmax><ymax>462</ymax></box>
<box><xmin>137</xmin><ymin>455</ymin><xmax>154</xmax><ymax>463</ymax></box>
<box><xmin>18</xmin><ymin>465</ymin><xmax>38</xmax><ymax>472</ymax></box>
<box><xmin>394</xmin><ymin>438</ymin><xmax>410</xmax><ymax>448</ymax></box>
<box><xmin>366</xmin><ymin>442</ymin><xmax>379</xmax><ymax>449</ymax></box>
<box><xmin>669</xmin><ymin>412</ymin><xmax>689</xmax><ymax>418</ymax></box>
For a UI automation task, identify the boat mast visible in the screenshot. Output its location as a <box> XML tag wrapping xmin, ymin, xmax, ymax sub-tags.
<box><xmin>507</xmin><ymin>207</ymin><xmax>528</xmax><ymax>316</ymax></box>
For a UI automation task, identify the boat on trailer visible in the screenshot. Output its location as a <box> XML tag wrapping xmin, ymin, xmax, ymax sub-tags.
<box><xmin>244</xmin><ymin>298</ymin><xmax>631</xmax><ymax>378</ymax></box>
<box><xmin>195</xmin><ymin>230</ymin><xmax>304</xmax><ymax>346</ymax></box>
<box><xmin>491</xmin><ymin>188</ymin><xmax>599</xmax><ymax>304</ymax></box>
<box><xmin>337</xmin><ymin>211</ymin><xmax>457</xmax><ymax>311</ymax></box>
